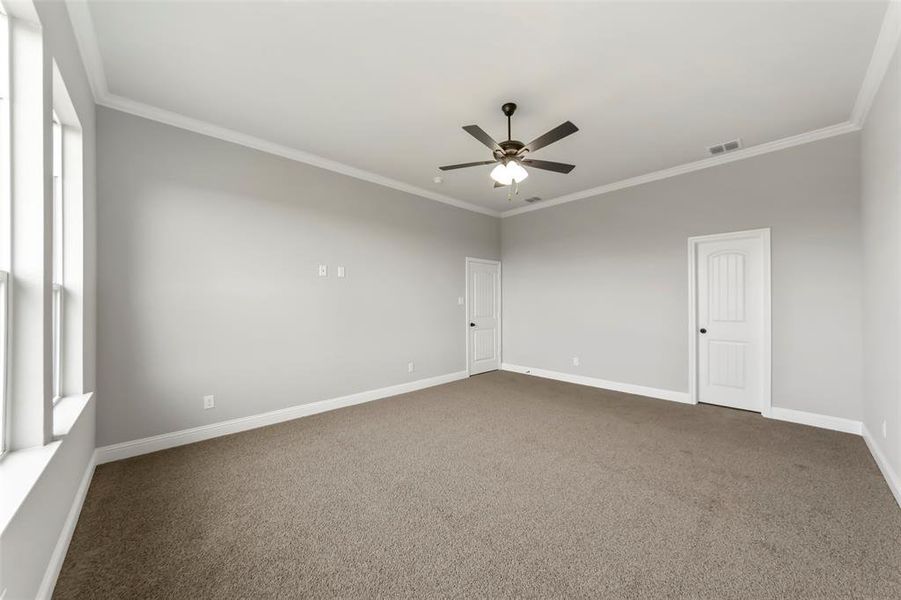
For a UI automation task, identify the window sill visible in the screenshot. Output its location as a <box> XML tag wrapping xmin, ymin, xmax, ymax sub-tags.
<box><xmin>0</xmin><ymin>392</ymin><xmax>93</xmax><ymax>535</ymax></box>
<box><xmin>53</xmin><ymin>393</ymin><xmax>91</xmax><ymax>438</ymax></box>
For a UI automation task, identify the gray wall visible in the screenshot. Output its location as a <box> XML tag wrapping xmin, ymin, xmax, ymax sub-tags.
<box><xmin>96</xmin><ymin>108</ymin><xmax>500</xmax><ymax>446</ymax></box>
<box><xmin>861</xmin><ymin>43</ymin><xmax>900</xmax><ymax>477</ymax></box>
<box><xmin>502</xmin><ymin>133</ymin><xmax>862</xmax><ymax>420</ymax></box>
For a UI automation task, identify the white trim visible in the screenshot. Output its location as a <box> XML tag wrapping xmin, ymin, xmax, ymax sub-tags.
<box><xmin>35</xmin><ymin>449</ymin><xmax>97</xmax><ymax>600</ymax></box>
<box><xmin>764</xmin><ymin>407</ymin><xmax>862</xmax><ymax>436</ymax></box>
<box><xmin>500</xmin><ymin>363</ymin><xmax>692</xmax><ymax>404</ymax></box>
<box><xmin>501</xmin><ymin>122</ymin><xmax>859</xmax><ymax>218</ymax></box>
<box><xmin>99</xmin><ymin>93</ymin><xmax>499</xmax><ymax>217</ymax></box>
<box><xmin>64</xmin><ymin>0</ymin><xmax>876</xmax><ymax>223</ymax></box>
<box><xmin>0</xmin><ymin>271</ymin><xmax>8</xmax><ymax>456</ymax></box>
<box><xmin>465</xmin><ymin>257</ymin><xmax>502</xmax><ymax>376</ymax></box>
<box><xmin>687</xmin><ymin>228</ymin><xmax>772</xmax><ymax>413</ymax></box>
<box><xmin>63</xmin><ymin>0</ymin><xmax>107</xmax><ymax>101</ymax></box>
<box><xmin>862</xmin><ymin>424</ymin><xmax>901</xmax><ymax>509</ymax></box>
<box><xmin>19</xmin><ymin>397</ymin><xmax>899</xmax><ymax>600</ymax></box>
<box><xmin>62</xmin><ymin>1</ymin><xmax>498</xmax><ymax>219</ymax></box>
<box><xmin>51</xmin><ymin>283</ymin><xmax>62</xmax><ymax>402</ymax></box>
<box><xmin>504</xmin><ymin>1</ymin><xmax>901</xmax><ymax>220</ymax></box>
<box><xmin>851</xmin><ymin>1</ymin><xmax>901</xmax><ymax>127</ymax></box>
<box><xmin>500</xmin><ymin>363</ymin><xmax>873</xmax><ymax>441</ymax></box>
<box><xmin>96</xmin><ymin>371</ymin><xmax>467</xmax><ymax>464</ymax></box>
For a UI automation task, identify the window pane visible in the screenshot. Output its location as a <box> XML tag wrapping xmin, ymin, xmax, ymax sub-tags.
<box><xmin>52</xmin><ymin>117</ymin><xmax>62</xmax><ymax>285</ymax></box>
<box><xmin>52</xmin><ymin>283</ymin><xmax>61</xmax><ymax>400</ymax></box>
<box><xmin>0</xmin><ymin>11</ymin><xmax>9</xmax><ymax>453</ymax></box>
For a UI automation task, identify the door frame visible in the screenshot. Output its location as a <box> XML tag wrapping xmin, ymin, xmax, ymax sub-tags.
<box><xmin>465</xmin><ymin>257</ymin><xmax>502</xmax><ymax>376</ymax></box>
<box><xmin>687</xmin><ymin>228</ymin><xmax>772</xmax><ymax>413</ymax></box>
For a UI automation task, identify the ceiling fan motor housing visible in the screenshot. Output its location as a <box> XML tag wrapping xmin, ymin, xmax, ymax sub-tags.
<box><xmin>495</xmin><ymin>140</ymin><xmax>526</xmax><ymax>162</ymax></box>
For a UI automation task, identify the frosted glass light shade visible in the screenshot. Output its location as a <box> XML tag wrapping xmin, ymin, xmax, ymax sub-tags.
<box><xmin>490</xmin><ymin>163</ymin><xmax>513</xmax><ymax>185</ymax></box>
<box><xmin>507</xmin><ymin>161</ymin><xmax>528</xmax><ymax>183</ymax></box>
<box><xmin>490</xmin><ymin>162</ymin><xmax>529</xmax><ymax>185</ymax></box>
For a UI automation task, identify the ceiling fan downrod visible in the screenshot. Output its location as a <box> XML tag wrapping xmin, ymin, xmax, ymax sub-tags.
<box><xmin>502</xmin><ymin>102</ymin><xmax>517</xmax><ymax>142</ymax></box>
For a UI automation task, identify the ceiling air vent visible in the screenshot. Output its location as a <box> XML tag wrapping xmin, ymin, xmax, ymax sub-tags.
<box><xmin>707</xmin><ymin>138</ymin><xmax>742</xmax><ymax>156</ymax></box>
<box><xmin>524</xmin><ymin>196</ymin><xmax>542</xmax><ymax>204</ymax></box>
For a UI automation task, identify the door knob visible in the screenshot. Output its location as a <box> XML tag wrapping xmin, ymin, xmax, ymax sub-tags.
<box><xmin>699</xmin><ymin>328</ymin><xmax>707</xmax><ymax>334</ymax></box>
<box><xmin>470</xmin><ymin>322</ymin><xmax>476</xmax><ymax>327</ymax></box>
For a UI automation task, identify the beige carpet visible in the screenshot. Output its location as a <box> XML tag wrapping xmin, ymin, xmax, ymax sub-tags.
<box><xmin>55</xmin><ymin>371</ymin><xmax>901</xmax><ymax>599</ymax></box>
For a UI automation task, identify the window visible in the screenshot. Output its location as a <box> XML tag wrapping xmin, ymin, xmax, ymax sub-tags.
<box><xmin>0</xmin><ymin>8</ymin><xmax>9</xmax><ymax>455</ymax></box>
<box><xmin>52</xmin><ymin>113</ymin><xmax>63</xmax><ymax>401</ymax></box>
<box><xmin>0</xmin><ymin>270</ymin><xmax>8</xmax><ymax>455</ymax></box>
<box><xmin>0</xmin><ymin>7</ymin><xmax>84</xmax><ymax>454</ymax></box>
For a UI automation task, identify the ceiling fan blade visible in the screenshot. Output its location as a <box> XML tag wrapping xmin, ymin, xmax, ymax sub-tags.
<box><xmin>462</xmin><ymin>125</ymin><xmax>502</xmax><ymax>151</ymax></box>
<box><xmin>521</xmin><ymin>159</ymin><xmax>576</xmax><ymax>174</ymax></box>
<box><xmin>493</xmin><ymin>181</ymin><xmax>509</xmax><ymax>188</ymax></box>
<box><xmin>438</xmin><ymin>160</ymin><xmax>498</xmax><ymax>171</ymax></box>
<box><xmin>521</xmin><ymin>121</ymin><xmax>579</xmax><ymax>154</ymax></box>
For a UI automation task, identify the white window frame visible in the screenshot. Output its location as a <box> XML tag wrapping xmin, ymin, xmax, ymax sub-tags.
<box><xmin>0</xmin><ymin>8</ymin><xmax>10</xmax><ymax>454</ymax></box>
<box><xmin>51</xmin><ymin>282</ymin><xmax>61</xmax><ymax>401</ymax></box>
<box><xmin>0</xmin><ymin>270</ymin><xmax>8</xmax><ymax>455</ymax></box>
<box><xmin>51</xmin><ymin>114</ymin><xmax>63</xmax><ymax>403</ymax></box>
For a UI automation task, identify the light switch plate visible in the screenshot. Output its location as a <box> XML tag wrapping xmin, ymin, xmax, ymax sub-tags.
<box><xmin>318</xmin><ymin>265</ymin><xmax>327</xmax><ymax>277</ymax></box>
<box><xmin>203</xmin><ymin>395</ymin><xmax>215</xmax><ymax>410</ymax></box>
<box><xmin>337</xmin><ymin>266</ymin><xmax>346</xmax><ymax>278</ymax></box>
<box><xmin>457</xmin><ymin>297</ymin><xmax>464</xmax><ymax>305</ymax></box>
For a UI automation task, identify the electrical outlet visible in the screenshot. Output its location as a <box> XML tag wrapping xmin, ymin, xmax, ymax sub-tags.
<box><xmin>337</xmin><ymin>266</ymin><xmax>346</xmax><ymax>278</ymax></box>
<box><xmin>318</xmin><ymin>264</ymin><xmax>328</xmax><ymax>277</ymax></box>
<box><xmin>883</xmin><ymin>420</ymin><xmax>888</xmax><ymax>439</ymax></box>
<box><xmin>203</xmin><ymin>395</ymin><xmax>215</xmax><ymax>410</ymax></box>
<box><xmin>573</xmin><ymin>356</ymin><xmax>580</xmax><ymax>367</ymax></box>
<box><xmin>407</xmin><ymin>361</ymin><xmax>415</xmax><ymax>373</ymax></box>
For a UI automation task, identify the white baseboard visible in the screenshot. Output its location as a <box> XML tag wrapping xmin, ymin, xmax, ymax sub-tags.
<box><xmin>764</xmin><ymin>406</ymin><xmax>862</xmax><ymax>435</ymax></box>
<box><xmin>36</xmin><ymin>450</ymin><xmax>98</xmax><ymax>600</ymax></box>
<box><xmin>500</xmin><ymin>362</ymin><xmax>901</xmax><ymax>508</ymax></box>
<box><xmin>27</xmin><ymin>368</ymin><xmax>897</xmax><ymax>600</ymax></box>
<box><xmin>96</xmin><ymin>371</ymin><xmax>468</xmax><ymax>464</ymax></box>
<box><xmin>500</xmin><ymin>363</ymin><xmax>692</xmax><ymax>404</ymax></box>
<box><xmin>862</xmin><ymin>424</ymin><xmax>901</xmax><ymax>509</ymax></box>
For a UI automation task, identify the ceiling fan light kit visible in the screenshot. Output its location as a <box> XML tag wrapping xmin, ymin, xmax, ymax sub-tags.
<box><xmin>439</xmin><ymin>102</ymin><xmax>579</xmax><ymax>200</ymax></box>
<box><xmin>490</xmin><ymin>161</ymin><xmax>528</xmax><ymax>185</ymax></box>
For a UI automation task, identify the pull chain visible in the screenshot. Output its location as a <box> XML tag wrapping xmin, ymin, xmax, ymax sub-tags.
<box><xmin>507</xmin><ymin>180</ymin><xmax>519</xmax><ymax>202</ymax></box>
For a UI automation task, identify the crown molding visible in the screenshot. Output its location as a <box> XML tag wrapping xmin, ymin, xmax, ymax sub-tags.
<box><xmin>502</xmin><ymin>0</ymin><xmax>898</xmax><ymax>218</ymax></box>
<box><xmin>63</xmin><ymin>1</ymin><xmax>500</xmax><ymax>218</ymax></box>
<box><xmin>66</xmin><ymin>0</ymin><xmax>890</xmax><ymax>221</ymax></box>
<box><xmin>850</xmin><ymin>1</ymin><xmax>901</xmax><ymax>127</ymax></box>
<box><xmin>97</xmin><ymin>92</ymin><xmax>500</xmax><ymax>217</ymax></box>
<box><xmin>64</xmin><ymin>0</ymin><xmax>108</xmax><ymax>101</ymax></box>
<box><xmin>501</xmin><ymin>121</ymin><xmax>860</xmax><ymax>218</ymax></box>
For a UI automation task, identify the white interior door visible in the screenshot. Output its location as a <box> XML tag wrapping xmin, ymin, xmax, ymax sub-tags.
<box><xmin>467</xmin><ymin>259</ymin><xmax>500</xmax><ymax>375</ymax></box>
<box><xmin>695</xmin><ymin>232</ymin><xmax>768</xmax><ymax>412</ymax></box>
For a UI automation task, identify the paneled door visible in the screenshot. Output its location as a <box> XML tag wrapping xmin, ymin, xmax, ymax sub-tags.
<box><xmin>466</xmin><ymin>258</ymin><xmax>501</xmax><ymax>375</ymax></box>
<box><xmin>693</xmin><ymin>230</ymin><xmax>770</xmax><ymax>412</ymax></box>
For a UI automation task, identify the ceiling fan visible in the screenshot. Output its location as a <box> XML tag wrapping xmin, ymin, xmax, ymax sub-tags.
<box><xmin>439</xmin><ymin>102</ymin><xmax>578</xmax><ymax>189</ymax></box>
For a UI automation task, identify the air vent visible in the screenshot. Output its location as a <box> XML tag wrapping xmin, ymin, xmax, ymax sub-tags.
<box><xmin>707</xmin><ymin>138</ymin><xmax>742</xmax><ymax>156</ymax></box>
<box><xmin>524</xmin><ymin>196</ymin><xmax>542</xmax><ymax>204</ymax></box>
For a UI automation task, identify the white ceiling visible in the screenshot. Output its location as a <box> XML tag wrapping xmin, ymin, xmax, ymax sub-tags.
<box><xmin>77</xmin><ymin>1</ymin><xmax>888</xmax><ymax>213</ymax></box>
